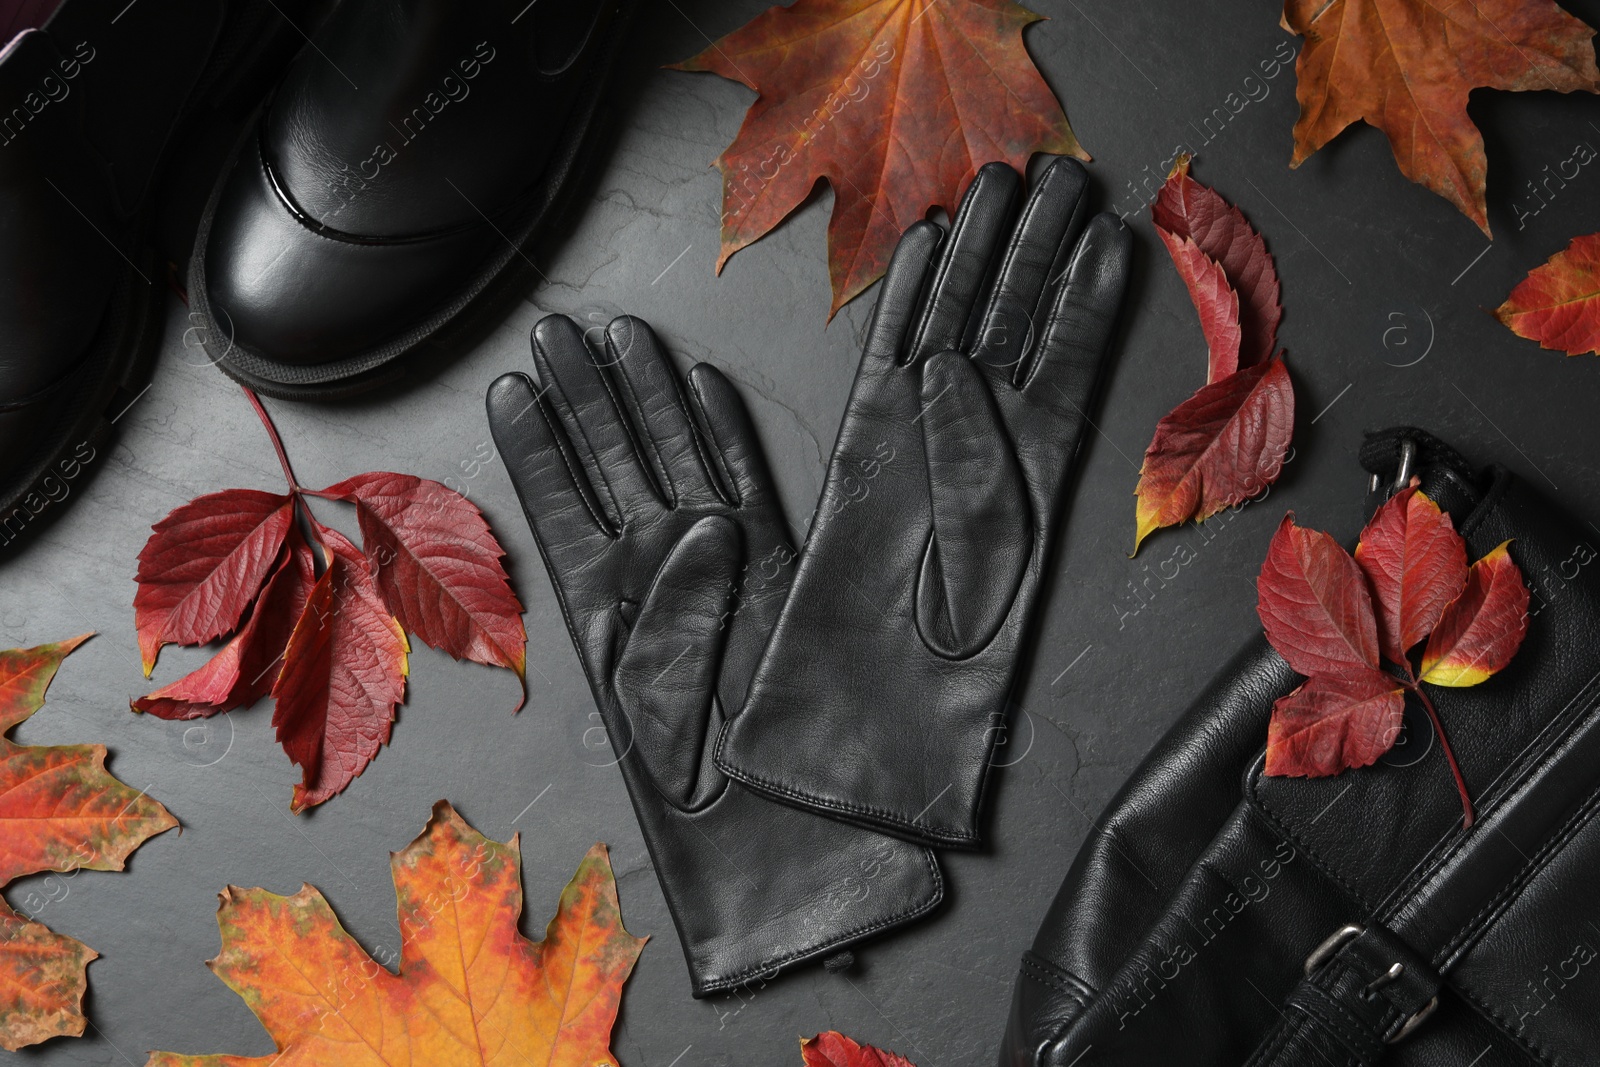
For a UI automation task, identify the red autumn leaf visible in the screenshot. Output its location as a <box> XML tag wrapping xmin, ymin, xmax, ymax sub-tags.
<box><xmin>1354</xmin><ymin>484</ymin><xmax>1467</xmax><ymax>664</ymax></box>
<box><xmin>1157</xmin><ymin>231</ymin><xmax>1242</xmax><ymax>383</ymax></box>
<box><xmin>132</xmin><ymin>389</ymin><xmax>527</xmax><ymax>811</ymax></box>
<box><xmin>672</xmin><ymin>0</ymin><xmax>1085</xmax><ymax>317</ymax></box>
<box><xmin>271</xmin><ymin>526</ymin><xmax>409</xmax><ymax>813</ymax></box>
<box><xmin>1133</xmin><ymin>357</ymin><xmax>1294</xmax><ymax>552</ymax></box>
<box><xmin>133</xmin><ymin>489</ymin><xmax>293</xmax><ymax>674</ymax></box>
<box><xmin>801</xmin><ymin>1031</ymin><xmax>917</xmax><ymax>1067</ymax></box>
<box><xmin>133</xmin><ymin>528</ymin><xmax>319</xmax><ymax>721</ymax></box>
<box><xmin>1257</xmin><ymin>505</ymin><xmax>1530</xmax><ymax>824</ymax></box>
<box><xmin>1281</xmin><ymin>0</ymin><xmax>1600</xmax><ymax>236</ymax></box>
<box><xmin>1495</xmin><ymin>232</ymin><xmax>1600</xmax><ymax>356</ymax></box>
<box><xmin>1257</xmin><ymin>513</ymin><xmax>1379</xmax><ymax>677</ymax></box>
<box><xmin>1265</xmin><ymin>669</ymin><xmax>1406</xmax><ymax>777</ymax></box>
<box><xmin>321</xmin><ymin>472</ymin><xmax>525</xmax><ymax>702</ymax></box>
<box><xmin>1421</xmin><ymin>541</ymin><xmax>1530</xmax><ymax>687</ymax></box>
<box><xmin>1151</xmin><ymin>154</ymin><xmax>1281</xmax><ymax>369</ymax></box>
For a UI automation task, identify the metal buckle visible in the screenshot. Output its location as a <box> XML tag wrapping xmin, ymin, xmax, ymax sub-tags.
<box><xmin>1388</xmin><ymin>996</ymin><xmax>1439</xmax><ymax>1044</ymax></box>
<box><xmin>1303</xmin><ymin>923</ymin><xmax>1363</xmax><ymax>976</ymax></box>
<box><xmin>1303</xmin><ymin>923</ymin><xmax>1438</xmax><ymax>1045</ymax></box>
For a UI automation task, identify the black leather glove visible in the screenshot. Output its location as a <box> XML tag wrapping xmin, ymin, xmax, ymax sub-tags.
<box><xmin>485</xmin><ymin>315</ymin><xmax>942</xmax><ymax>997</ymax></box>
<box><xmin>716</xmin><ymin>158</ymin><xmax>1132</xmax><ymax>847</ymax></box>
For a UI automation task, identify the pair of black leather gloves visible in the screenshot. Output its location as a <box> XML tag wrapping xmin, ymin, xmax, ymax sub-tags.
<box><xmin>485</xmin><ymin>158</ymin><xmax>1131</xmax><ymax>996</ymax></box>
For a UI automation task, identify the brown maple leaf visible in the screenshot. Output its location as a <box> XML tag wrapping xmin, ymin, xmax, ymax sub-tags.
<box><xmin>673</xmin><ymin>0</ymin><xmax>1085</xmax><ymax>316</ymax></box>
<box><xmin>1282</xmin><ymin>0</ymin><xmax>1600</xmax><ymax>235</ymax></box>
<box><xmin>147</xmin><ymin>801</ymin><xmax>644</xmax><ymax>1067</ymax></box>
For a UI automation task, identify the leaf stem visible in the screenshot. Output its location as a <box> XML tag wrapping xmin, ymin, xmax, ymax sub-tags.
<box><xmin>243</xmin><ymin>387</ymin><xmax>302</xmax><ymax>493</ymax></box>
<box><xmin>1403</xmin><ymin>675</ymin><xmax>1475</xmax><ymax>828</ymax></box>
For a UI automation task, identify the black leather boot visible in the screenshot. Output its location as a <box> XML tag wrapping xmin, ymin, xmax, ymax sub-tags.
<box><xmin>187</xmin><ymin>0</ymin><xmax>635</xmax><ymax>400</ymax></box>
<box><xmin>0</xmin><ymin>0</ymin><xmax>308</xmax><ymax>547</ymax></box>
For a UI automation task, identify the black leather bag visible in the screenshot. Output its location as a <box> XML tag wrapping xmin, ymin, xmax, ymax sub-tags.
<box><xmin>1001</xmin><ymin>429</ymin><xmax>1600</xmax><ymax>1067</ymax></box>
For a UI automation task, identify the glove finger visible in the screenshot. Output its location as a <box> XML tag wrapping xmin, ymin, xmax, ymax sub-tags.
<box><xmin>604</xmin><ymin>316</ymin><xmax>725</xmax><ymax>510</ymax></box>
<box><xmin>486</xmin><ymin>371</ymin><xmax>614</xmax><ymax>547</ymax></box>
<box><xmin>969</xmin><ymin>157</ymin><xmax>1089</xmax><ymax>385</ymax></box>
<box><xmin>685</xmin><ymin>362</ymin><xmax>779</xmax><ymax>512</ymax></box>
<box><xmin>917</xmin><ymin>352</ymin><xmax>1030</xmax><ymax>658</ymax></box>
<box><xmin>615</xmin><ymin>515</ymin><xmax>741</xmax><ymax>812</ymax></box>
<box><xmin>1020</xmin><ymin>213</ymin><xmax>1132</xmax><ymax>424</ymax></box>
<box><xmin>529</xmin><ymin>314</ymin><xmax>658</xmax><ymax>524</ymax></box>
<box><xmin>861</xmin><ymin>220</ymin><xmax>943</xmax><ymax>366</ymax></box>
<box><xmin>907</xmin><ymin>161</ymin><xmax>1020</xmax><ymax>363</ymax></box>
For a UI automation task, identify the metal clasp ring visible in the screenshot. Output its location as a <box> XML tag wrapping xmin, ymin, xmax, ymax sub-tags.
<box><xmin>1393</xmin><ymin>438</ymin><xmax>1417</xmax><ymax>491</ymax></box>
<box><xmin>1365</xmin><ymin>437</ymin><xmax>1419</xmax><ymax>497</ymax></box>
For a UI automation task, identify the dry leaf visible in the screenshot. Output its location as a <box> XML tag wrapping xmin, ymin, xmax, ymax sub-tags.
<box><xmin>1152</xmin><ymin>154</ymin><xmax>1281</xmax><ymax>371</ymax></box>
<box><xmin>801</xmin><ymin>1031</ymin><xmax>918</xmax><ymax>1067</ymax></box>
<box><xmin>1421</xmin><ymin>542</ymin><xmax>1530</xmax><ymax>687</ymax></box>
<box><xmin>270</xmin><ymin>528</ymin><xmax>409</xmax><ymax>813</ymax></box>
<box><xmin>1282</xmin><ymin>0</ymin><xmax>1600</xmax><ymax>235</ymax></box>
<box><xmin>1495</xmin><ymin>232</ymin><xmax>1600</xmax><ymax>356</ymax></box>
<box><xmin>1258</xmin><ymin>495</ymin><xmax>1531</xmax><ymax>826</ymax></box>
<box><xmin>147</xmin><ymin>801</ymin><xmax>645</xmax><ymax>1067</ymax></box>
<box><xmin>322</xmin><ymin>472</ymin><xmax>526</xmax><ymax>701</ymax></box>
<box><xmin>135</xmin><ymin>390</ymin><xmax>525</xmax><ymax>810</ymax></box>
<box><xmin>0</xmin><ymin>635</ymin><xmax>177</xmax><ymax>1050</ymax></box>
<box><xmin>673</xmin><ymin>0</ymin><xmax>1085</xmax><ymax>316</ymax></box>
<box><xmin>1133</xmin><ymin>358</ymin><xmax>1295</xmax><ymax>553</ymax></box>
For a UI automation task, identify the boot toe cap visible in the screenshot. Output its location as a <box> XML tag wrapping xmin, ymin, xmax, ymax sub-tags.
<box><xmin>200</xmin><ymin>140</ymin><xmax>494</xmax><ymax>368</ymax></box>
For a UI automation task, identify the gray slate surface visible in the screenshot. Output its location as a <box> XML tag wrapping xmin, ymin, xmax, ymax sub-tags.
<box><xmin>7</xmin><ymin>0</ymin><xmax>1600</xmax><ymax>1063</ymax></box>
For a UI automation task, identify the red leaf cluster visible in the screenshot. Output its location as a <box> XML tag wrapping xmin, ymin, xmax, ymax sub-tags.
<box><xmin>1135</xmin><ymin>156</ymin><xmax>1293</xmax><ymax>552</ymax></box>
<box><xmin>133</xmin><ymin>391</ymin><xmax>525</xmax><ymax>811</ymax></box>
<box><xmin>1257</xmin><ymin>486</ymin><xmax>1530</xmax><ymax>826</ymax></box>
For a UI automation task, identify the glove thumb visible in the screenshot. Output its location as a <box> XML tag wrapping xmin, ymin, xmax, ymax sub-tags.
<box><xmin>918</xmin><ymin>352</ymin><xmax>1031</xmax><ymax>658</ymax></box>
<box><xmin>616</xmin><ymin>516</ymin><xmax>741</xmax><ymax>810</ymax></box>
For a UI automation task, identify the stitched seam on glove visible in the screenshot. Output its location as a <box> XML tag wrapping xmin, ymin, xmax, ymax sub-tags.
<box><xmin>712</xmin><ymin>731</ymin><xmax>982</xmax><ymax>844</ymax></box>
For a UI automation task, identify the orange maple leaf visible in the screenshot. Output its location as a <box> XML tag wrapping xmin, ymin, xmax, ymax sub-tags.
<box><xmin>147</xmin><ymin>801</ymin><xmax>645</xmax><ymax>1067</ymax></box>
<box><xmin>673</xmin><ymin>0</ymin><xmax>1086</xmax><ymax>317</ymax></box>
<box><xmin>1282</xmin><ymin>0</ymin><xmax>1600</xmax><ymax>235</ymax></box>
<box><xmin>0</xmin><ymin>634</ymin><xmax>178</xmax><ymax>1051</ymax></box>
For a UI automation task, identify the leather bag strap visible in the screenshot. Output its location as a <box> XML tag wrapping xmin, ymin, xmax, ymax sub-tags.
<box><xmin>1243</xmin><ymin>923</ymin><xmax>1441</xmax><ymax>1067</ymax></box>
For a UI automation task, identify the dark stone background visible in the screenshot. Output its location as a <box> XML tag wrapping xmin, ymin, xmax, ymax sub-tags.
<box><xmin>8</xmin><ymin>0</ymin><xmax>1600</xmax><ymax>1063</ymax></box>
